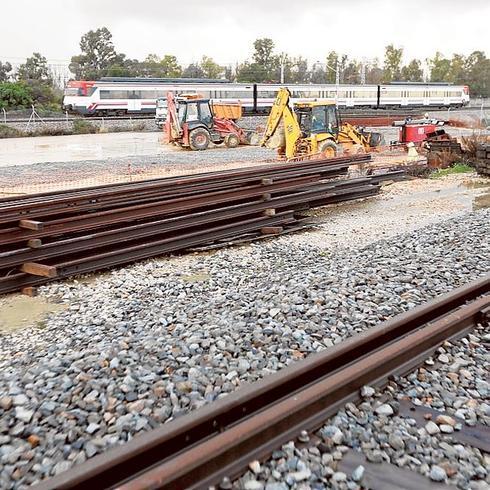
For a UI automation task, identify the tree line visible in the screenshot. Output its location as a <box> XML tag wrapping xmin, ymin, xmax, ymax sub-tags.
<box><xmin>1</xmin><ymin>27</ymin><xmax>489</xmax><ymax>111</ymax></box>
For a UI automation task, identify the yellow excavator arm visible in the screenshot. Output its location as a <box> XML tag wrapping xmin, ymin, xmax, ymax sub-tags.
<box><xmin>260</xmin><ymin>88</ymin><xmax>303</xmax><ymax>159</ymax></box>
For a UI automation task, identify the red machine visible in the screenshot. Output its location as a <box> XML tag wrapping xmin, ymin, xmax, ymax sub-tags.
<box><xmin>394</xmin><ymin>118</ymin><xmax>445</xmax><ymax>144</ymax></box>
<box><xmin>164</xmin><ymin>92</ymin><xmax>253</xmax><ymax>150</ymax></box>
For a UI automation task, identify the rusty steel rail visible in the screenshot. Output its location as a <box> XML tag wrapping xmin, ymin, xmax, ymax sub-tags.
<box><xmin>34</xmin><ymin>275</ymin><xmax>490</xmax><ymax>490</ymax></box>
<box><xmin>0</xmin><ymin>176</ymin><xmax>381</xmax><ymax>252</ymax></box>
<box><xmin>0</xmin><ymin>184</ymin><xmax>380</xmax><ymax>294</ymax></box>
<box><xmin>0</xmin><ymin>181</ymin><xmax>379</xmax><ymax>270</ymax></box>
<box><xmin>0</xmin><ymin>156</ymin><xmax>404</xmax><ymax>295</ymax></box>
<box><xmin>0</xmin><ymin>156</ymin><xmax>372</xmax><ymax>224</ymax></box>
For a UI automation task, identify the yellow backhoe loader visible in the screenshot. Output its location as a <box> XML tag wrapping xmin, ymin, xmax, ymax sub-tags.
<box><xmin>261</xmin><ymin>88</ymin><xmax>383</xmax><ymax>159</ymax></box>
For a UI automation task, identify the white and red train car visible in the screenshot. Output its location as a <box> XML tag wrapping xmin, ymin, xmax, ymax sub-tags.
<box><xmin>62</xmin><ymin>78</ymin><xmax>470</xmax><ymax>116</ymax></box>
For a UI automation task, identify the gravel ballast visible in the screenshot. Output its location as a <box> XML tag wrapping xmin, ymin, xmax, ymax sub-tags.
<box><xmin>235</xmin><ymin>325</ymin><xmax>489</xmax><ymax>490</ymax></box>
<box><xmin>0</xmin><ymin>209</ymin><xmax>488</xmax><ymax>488</ymax></box>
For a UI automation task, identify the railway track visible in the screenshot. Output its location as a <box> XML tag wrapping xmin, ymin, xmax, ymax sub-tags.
<box><xmin>0</xmin><ymin>155</ymin><xmax>406</xmax><ymax>295</ymax></box>
<box><xmin>3</xmin><ymin>107</ymin><xmax>485</xmax><ymax>124</ymax></box>
<box><xmin>33</xmin><ymin>274</ymin><xmax>490</xmax><ymax>490</ymax></box>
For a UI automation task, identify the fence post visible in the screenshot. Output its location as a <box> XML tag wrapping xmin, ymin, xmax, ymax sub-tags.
<box><xmin>2</xmin><ymin>108</ymin><xmax>6</xmax><ymax>124</ymax></box>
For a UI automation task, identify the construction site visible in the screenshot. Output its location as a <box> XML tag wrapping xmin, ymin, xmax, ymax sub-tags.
<box><xmin>0</xmin><ymin>2</ymin><xmax>489</xmax><ymax>490</ymax></box>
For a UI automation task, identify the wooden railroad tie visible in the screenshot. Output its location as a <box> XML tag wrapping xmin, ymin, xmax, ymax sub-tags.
<box><xmin>27</xmin><ymin>239</ymin><xmax>42</xmax><ymax>249</ymax></box>
<box><xmin>21</xmin><ymin>287</ymin><xmax>38</xmax><ymax>297</ymax></box>
<box><xmin>18</xmin><ymin>220</ymin><xmax>44</xmax><ymax>231</ymax></box>
<box><xmin>262</xmin><ymin>208</ymin><xmax>276</xmax><ymax>217</ymax></box>
<box><xmin>261</xmin><ymin>226</ymin><xmax>284</xmax><ymax>235</ymax></box>
<box><xmin>20</xmin><ymin>262</ymin><xmax>58</xmax><ymax>278</ymax></box>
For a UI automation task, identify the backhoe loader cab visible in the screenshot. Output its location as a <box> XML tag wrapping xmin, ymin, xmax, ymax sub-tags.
<box><xmin>295</xmin><ymin>101</ymin><xmax>340</xmax><ymax>136</ymax></box>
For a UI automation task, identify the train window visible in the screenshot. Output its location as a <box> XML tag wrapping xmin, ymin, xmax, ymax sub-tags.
<box><xmin>354</xmin><ymin>91</ymin><xmax>376</xmax><ymax>98</ymax></box>
<box><xmin>408</xmin><ymin>91</ymin><xmax>424</xmax><ymax>97</ymax></box>
<box><xmin>157</xmin><ymin>90</ymin><xmax>168</xmax><ymax>98</ymax></box>
<box><xmin>337</xmin><ymin>91</ymin><xmax>347</xmax><ymax>98</ymax></box>
<box><xmin>100</xmin><ymin>90</ymin><xmax>128</xmax><ymax>99</ymax></box>
<box><xmin>141</xmin><ymin>90</ymin><xmax>157</xmax><ymax>100</ymax></box>
<box><xmin>259</xmin><ymin>91</ymin><xmax>277</xmax><ymax>98</ymax></box>
<box><xmin>382</xmin><ymin>91</ymin><xmax>400</xmax><ymax>97</ymax></box>
<box><xmin>128</xmin><ymin>91</ymin><xmax>142</xmax><ymax>99</ymax></box>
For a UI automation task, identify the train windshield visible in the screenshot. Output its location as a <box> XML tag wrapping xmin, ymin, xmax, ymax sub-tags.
<box><xmin>63</xmin><ymin>88</ymin><xmax>81</xmax><ymax>96</ymax></box>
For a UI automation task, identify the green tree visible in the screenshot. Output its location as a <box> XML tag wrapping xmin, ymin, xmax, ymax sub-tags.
<box><xmin>0</xmin><ymin>82</ymin><xmax>32</xmax><ymax>109</ymax></box>
<box><xmin>310</xmin><ymin>64</ymin><xmax>327</xmax><ymax>84</ymax></box>
<box><xmin>140</xmin><ymin>54</ymin><xmax>181</xmax><ymax>78</ymax></box>
<box><xmin>366</xmin><ymin>58</ymin><xmax>384</xmax><ymax>84</ymax></box>
<box><xmin>343</xmin><ymin>60</ymin><xmax>360</xmax><ymax>84</ymax></box>
<box><xmin>160</xmin><ymin>55</ymin><xmax>182</xmax><ymax>77</ymax></box>
<box><xmin>0</xmin><ymin>62</ymin><xmax>12</xmax><ymax>82</ymax></box>
<box><xmin>401</xmin><ymin>59</ymin><xmax>424</xmax><ymax>82</ymax></box>
<box><xmin>182</xmin><ymin>63</ymin><xmax>205</xmax><ymax>78</ymax></box>
<box><xmin>289</xmin><ymin>57</ymin><xmax>310</xmax><ymax>84</ymax></box>
<box><xmin>200</xmin><ymin>56</ymin><xmax>223</xmax><ymax>79</ymax></box>
<box><xmin>428</xmin><ymin>52</ymin><xmax>451</xmax><ymax>82</ymax></box>
<box><xmin>325</xmin><ymin>51</ymin><xmax>339</xmax><ymax>83</ymax></box>
<box><xmin>383</xmin><ymin>44</ymin><xmax>403</xmax><ymax>82</ymax></box>
<box><xmin>17</xmin><ymin>53</ymin><xmax>51</xmax><ymax>82</ymax></box>
<box><xmin>235</xmin><ymin>61</ymin><xmax>267</xmax><ymax>82</ymax></box>
<box><xmin>70</xmin><ymin>27</ymin><xmax>119</xmax><ymax>79</ymax></box>
<box><xmin>465</xmin><ymin>51</ymin><xmax>490</xmax><ymax>97</ymax></box>
<box><xmin>253</xmin><ymin>38</ymin><xmax>275</xmax><ymax>67</ymax></box>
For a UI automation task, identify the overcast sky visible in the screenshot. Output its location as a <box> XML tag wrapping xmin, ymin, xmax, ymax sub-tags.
<box><xmin>1</xmin><ymin>0</ymin><xmax>489</xmax><ymax>67</ymax></box>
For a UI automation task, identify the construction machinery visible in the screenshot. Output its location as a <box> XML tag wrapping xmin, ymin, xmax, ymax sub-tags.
<box><xmin>261</xmin><ymin>88</ymin><xmax>383</xmax><ymax>159</ymax></box>
<box><xmin>163</xmin><ymin>92</ymin><xmax>255</xmax><ymax>150</ymax></box>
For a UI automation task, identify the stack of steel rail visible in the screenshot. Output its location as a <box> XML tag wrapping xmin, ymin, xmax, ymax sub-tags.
<box><xmin>34</xmin><ymin>275</ymin><xmax>489</xmax><ymax>490</ymax></box>
<box><xmin>0</xmin><ymin>154</ymin><xmax>402</xmax><ymax>295</ymax></box>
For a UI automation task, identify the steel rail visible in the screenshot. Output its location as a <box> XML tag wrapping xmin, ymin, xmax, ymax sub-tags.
<box><xmin>0</xmin><ymin>176</ymin><xmax>364</xmax><ymax>246</ymax></box>
<box><xmin>33</xmin><ymin>275</ymin><xmax>489</xmax><ymax>490</ymax></box>
<box><xmin>0</xmin><ymin>182</ymin><xmax>377</xmax><ymax>268</ymax></box>
<box><xmin>0</xmin><ymin>212</ymin><xmax>296</xmax><ymax>294</ymax></box>
<box><xmin>0</xmin><ymin>165</ymin><xmax>350</xmax><ymax>224</ymax></box>
<box><xmin>0</xmin><ymin>155</ymin><xmax>368</xmax><ymax>210</ymax></box>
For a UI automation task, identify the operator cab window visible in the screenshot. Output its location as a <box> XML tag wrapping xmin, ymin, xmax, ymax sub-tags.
<box><xmin>186</xmin><ymin>103</ymin><xmax>199</xmax><ymax>122</ymax></box>
<box><xmin>311</xmin><ymin>107</ymin><xmax>326</xmax><ymax>133</ymax></box>
<box><xmin>199</xmin><ymin>102</ymin><xmax>213</xmax><ymax>126</ymax></box>
<box><xmin>326</xmin><ymin>106</ymin><xmax>339</xmax><ymax>133</ymax></box>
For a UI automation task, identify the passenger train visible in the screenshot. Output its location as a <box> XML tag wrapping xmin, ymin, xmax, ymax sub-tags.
<box><xmin>62</xmin><ymin>78</ymin><xmax>470</xmax><ymax>116</ymax></box>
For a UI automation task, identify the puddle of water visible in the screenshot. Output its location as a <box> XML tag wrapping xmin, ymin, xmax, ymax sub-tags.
<box><xmin>473</xmin><ymin>192</ymin><xmax>490</xmax><ymax>210</ymax></box>
<box><xmin>462</xmin><ymin>180</ymin><xmax>490</xmax><ymax>190</ymax></box>
<box><xmin>0</xmin><ymin>295</ymin><xmax>67</xmax><ymax>333</ymax></box>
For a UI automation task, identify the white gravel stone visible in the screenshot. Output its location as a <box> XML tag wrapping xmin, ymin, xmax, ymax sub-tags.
<box><xmin>375</xmin><ymin>404</ymin><xmax>394</xmax><ymax>416</ymax></box>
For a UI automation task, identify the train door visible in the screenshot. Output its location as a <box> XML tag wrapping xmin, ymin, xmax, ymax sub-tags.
<box><xmin>401</xmin><ymin>90</ymin><xmax>409</xmax><ymax>106</ymax></box>
<box><xmin>443</xmin><ymin>90</ymin><xmax>450</xmax><ymax>106</ymax></box>
<box><xmin>423</xmin><ymin>90</ymin><xmax>430</xmax><ymax>106</ymax></box>
<box><xmin>346</xmin><ymin>90</ymin><xmax>355</xmax><ymax>108</ymax></box>
<box><xmin>128</xmin><ymin>90</ymin><xmax>142</xmax><ymax>112</ymax></box>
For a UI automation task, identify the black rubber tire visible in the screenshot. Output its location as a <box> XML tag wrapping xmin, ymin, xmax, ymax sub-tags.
<box><xmin>317</xmin><ymin>140</ymin><xmax>338</xmax><ymax>157</ymax></box>
<box><xmin>189</xmin><ymin>128</ymin><xmax>211</xmax><ymax>151</ymax></box>
<box><xmin>224</xmin><ymin>133</ymin><xmax>240</xmax><ymax>148</ymax></box>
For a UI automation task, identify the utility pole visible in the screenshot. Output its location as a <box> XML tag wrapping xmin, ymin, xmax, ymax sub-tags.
<box><xmin>280</xmin><ymin>53</ymin><xmax>287</xmax><ymax>84</ymax></box>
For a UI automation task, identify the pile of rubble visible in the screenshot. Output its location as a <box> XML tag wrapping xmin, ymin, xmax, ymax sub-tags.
<box><xmin>475</xmin><ymin>143</ymin><xmax>490</xmax><ymax>176</ymax></box>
